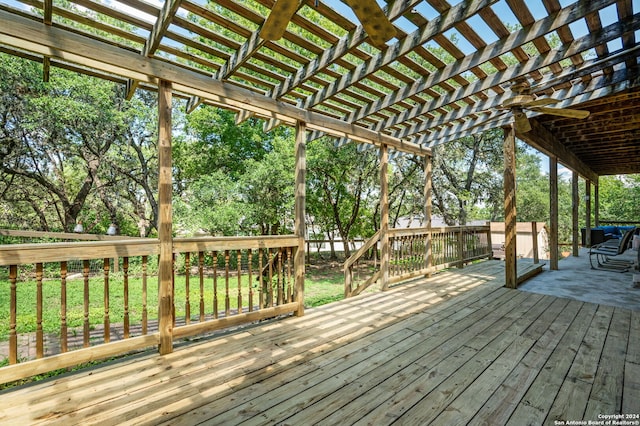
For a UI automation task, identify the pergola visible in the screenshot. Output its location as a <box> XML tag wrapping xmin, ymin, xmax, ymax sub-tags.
<box><xmin>1</xmin><ymin>0</ymin><xmax>639</xmax><ymax>341</ymax></box>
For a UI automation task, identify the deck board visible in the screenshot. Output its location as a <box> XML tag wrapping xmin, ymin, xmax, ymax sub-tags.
<box><xmin>0</xmin><ymin>259</ymin><xmax>638</xmax><ymax>425</ymax></box>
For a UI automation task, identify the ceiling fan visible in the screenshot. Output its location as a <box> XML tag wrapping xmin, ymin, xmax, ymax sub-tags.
<box><xmin>260</xmin><ymin>0</ymin><xmax>397</xmax><ymax>48</ymax></box>
<box><xmin>499</xmin><ymin>80</ymin><xmax>590</xmax><ymax>133</ymax></box>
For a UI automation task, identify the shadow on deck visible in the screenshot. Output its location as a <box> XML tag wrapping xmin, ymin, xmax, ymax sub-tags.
<box><xmin>1</xmin><ymin>259</ymin><xmax>637</xmax><ymax>425</ymax></box>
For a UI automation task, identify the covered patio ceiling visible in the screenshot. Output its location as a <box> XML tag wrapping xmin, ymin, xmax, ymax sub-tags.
<box><xmin>0</xmin><ymin>0</ymin><xmax>639</xmax><ymax>175</ymax></box>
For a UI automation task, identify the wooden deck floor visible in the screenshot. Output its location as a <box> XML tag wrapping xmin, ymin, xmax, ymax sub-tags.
<box><xmin>1</xmin><ymin>260</ymin><xmax>639</xmax><ymax>425</ymax></box>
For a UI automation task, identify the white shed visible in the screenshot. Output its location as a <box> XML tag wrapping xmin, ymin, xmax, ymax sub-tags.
<box><xmin>490</xmin><ymin>222</ymin><xmax>549</xmax><ymax>260</ymax></box>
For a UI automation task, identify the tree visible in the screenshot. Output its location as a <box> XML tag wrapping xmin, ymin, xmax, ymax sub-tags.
<box><xmin>0</xmin><ymin>54</ymin><xmax>130</xmax><ymax>231</ymax></box>
<box><xmin>515</xmin><ymin>146</ymin><xmax>549</xmax><ymax>223</ymax></box>
<box><xmin>174</xmin><ymin>105</ymin><xmax>274</xmax><ymax>189</ymax></box>
<box><xmin>430</xmin><ymin>129</ymin><xmax>505</xmax><ymax>225</ymax></box>
<box><xmin>598</xmin><ymin>175</ymin><xmax>640</xmax><ymax>222</ymax></box>
<box><xmin>307</xmin><ymin>140</ymin><xmax>378</xmax><ymax>258</ymax></box>
<box><xmin>173</xmin><ymin>113</ymin><xmax>295</xmax><ymax>236</ymax></box>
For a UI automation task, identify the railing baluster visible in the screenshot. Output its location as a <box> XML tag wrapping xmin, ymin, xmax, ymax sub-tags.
<box><xmin>199</xmin><ymin>252</ymin><xmax>205</xmax><ymax>322</ymax></box>
<box><xmin>276</xmin><ymin>248</ymin><xmax>283</xmax><ymax>306</ymax></box>
<box><xmin>171</xmin><ymin>253</ymin><xmax>176</xmax><ymax>327</ymax></box>
<box><xmin>224</xmin><ymin>250</ymin><xmax>230</xmax><ymax>316</ymax></box>
<box><xmin>9</xmin><ymin>265</ymin><xmax>17</xmax><ymax>364</ymax></box>
<box><xmin>212</xmin><ymin>251</ymin><xmax>218</xmax><ymax>319</ymax></box>
<box><xmin>258</xmin><ymin>248</ymin><xmax>264</xmax><ymax>309</ymax></box>
<box><xmin>83</xmin><ymin>260</ymin><xmax>90</xmax><ymax>347</ymax></box>
<box><xmin>61</xmin><ymin>261</ymin><xmax>68</xmax><ymax>353</ymax></box>
<box><xmin>142</xmin><ymin>255</ymin><xmax>148</xmax><ymax>335</ymax></box>
<box><xmin>184</xmin><ymin>252</ymin><xmax>191</xmax><ymax>325</ymax></box>
<box><xmin>237</xmin><ymin>250</ymin><xmax>242</xmax><ymax>314</ymax></box>
<box><xmin>248</xmin><ymin>249</ymin><xmax>253</xmax><ymax>312</ymax></box>
<box><xmin>286</xmin><ymin>247</ymin><xmax>292</xmax><ymax>302</ymax></box>
<box><xmin>103</xmin><ymin>258</ymin><xmax>110</xmax><ymax>343</ymax></box>
<box><xmin>268</xmin><ymin>248</ymin><xmax>274</xmax><ymax>308</ymax></box>
<box><xmin>36</xmin><ymin>263</ymin><xmax>44</xmax><ymax>358</ymax></box>
<box><xmin>123</xmin><ymin>257</ymin><xmax>130</xmax><ymax>339</ymax></box>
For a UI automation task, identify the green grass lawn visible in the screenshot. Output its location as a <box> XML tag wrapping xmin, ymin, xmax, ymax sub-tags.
<box><xmin>0</xmin><ymin>262</ymin><xmax>357</xmax><ymax>340</ymax></box>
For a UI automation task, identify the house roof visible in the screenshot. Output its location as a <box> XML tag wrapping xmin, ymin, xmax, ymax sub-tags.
<box><xmin>0</xmin><ymin>0</ymin><xmax>638</xmax><ymax>175</ymax></box>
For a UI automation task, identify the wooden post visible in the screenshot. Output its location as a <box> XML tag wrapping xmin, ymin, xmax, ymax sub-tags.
<box><xmin>531</xmin><ymin>221</ymin><xmax>539</xmax><ymax>264</ymax></box>
<box><xmin>457</xmin><ymin>227</ymin><xmax>464</xmax><ymax>268</ymax></box>
<box><xmin>549</xmin><ymin>155</ymin><xmax>558</xmax><ymax>270</ymax></box>
<box><xmin>294</xmin><ymin>120</ymin><xmax>306</xmax><ymax>316</ymax></box>
<box><xmin>424</xmin><ymin>155</ymin><xmax>432</xmax><ymax>276</ymax></box>
<box><xmin>572</xmin><ymin>171</ymin><xmax>579</xmax><ymax>256</ymax></box>
<box><xmin>594</xmin><ymin>180</ymin><xmax>600</xmax><ymax>227</ymax></box>
<box><xmin>486</xmin><ymin>221</ymin><xmax>493</xmax><ymax>260</ymax></box>
<box><xmin>380</xmin><ymin>144</ymin><xmax>390</xmax><ymax>291</ymax></box>
<box><xmin>158</xmin><ymin>79</ymin><xmax>173</xmax><ymax>355</ymax></box>
<box><xmin>585</xmin><ymin>180</ymin><xmax>592</xmax><ymax>247</ymax></box>
<box><xmin>503</xmin><ymin>126</ymin><xmax>517</xmax><ymax>289</ymax></box>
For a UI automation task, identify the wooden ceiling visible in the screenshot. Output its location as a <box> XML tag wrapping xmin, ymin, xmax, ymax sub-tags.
<box><xmin>0</xmin><ymin>0</ymin><xmax>638</xmax><ymax>176</ymax></box>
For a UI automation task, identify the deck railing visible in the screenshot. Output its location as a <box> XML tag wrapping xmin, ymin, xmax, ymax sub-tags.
<box><xmin>0</xmin><ymin>235</ymin><xmax>300</xmax><ymax>384</ymax></box>
<box><xmin>344</xmin><ymin>225</ymin><xmax>492</xmax><ymax>297</ymax></box>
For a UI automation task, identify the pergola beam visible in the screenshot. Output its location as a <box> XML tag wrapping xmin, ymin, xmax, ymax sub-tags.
<box><xmin>303</xmin><ymin>0</ymin><xmax>500</xmax><ymax>110</ymax></box>
<box><xmin>517</xmin><ymin>118</ymin><xmax>598</xmax><ymax>183</ymax></box>
<box><xmin>144</xmin><ymin>0</ymin><xmax>183</xmax><ymax>57</ymax></box>
<box><xmin>378</xmin><ymin>13</ymin><xmax>637</xmax><ymax>136</ymax></box>
<box><xmin>271</xmin><ymin>0</ymin><xmax>423</xmax><ymax>99</ymax></box>
<box><xmin>0</xmin><ymin>10</ymin><xmax>428</xmax><ymax>156</ymax></box>
<box><xmin>413</xmin><ymin>67</ymin><xmax>639</xmax><ymax>148</ymax></box>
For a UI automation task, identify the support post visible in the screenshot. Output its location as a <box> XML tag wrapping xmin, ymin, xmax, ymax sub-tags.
<box><xmin>424</xmin><ymin>155</ymin><xmax>432</xmax><ymax>277</ymax></box>
<box><xmin>549</xmin><ymin>155</ymin><xmax>558</xmax><ymax>270</ymax></box>
<box><xmin>158</xmin><ymin>80</ymin><xmax>173</xmax><ymax>355</ymax></box>
<box><xmin>457</xmin><ymin>227</ymin><xmax>465</xmax><ymax>268</ymax></box>
<box><xmin>380</xmin><ymin>144</ymin><xmax>390</xmax><ymax>291</ymax></box>
<box><xmin>572</xmin><ymin>171</ymin><xmax>579</xmax><ymax>256</ymax></box>
<box><xmin>532</xmin><ymin>221</ymin><xmax>539</xmax><ymax>264</ymax></box>
<box><xmin>585</xmin><ymin>180</ymin><xmax>592</xmax><ymax>247</ymax></box>
<box><xmin>294</xmin><ymin>121</ymin><xmax>306</xmax><ymax>316</ymax></box>
<box><xmin>503</xmin><ymin>126</ymin><xmax>517</xmax><ymax>289</ymax></box>
<box><xmin>594</xmin><ymin>180</ymin><xmax>600</xmax><ymax>227</ymax></box>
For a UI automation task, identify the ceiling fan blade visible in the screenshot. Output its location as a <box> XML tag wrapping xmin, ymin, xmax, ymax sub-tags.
<box><xmin>513</xmin><ymin>108</ymin><xmax>532</xmax><ymax>133</ymax></box>
<box><xmin>503</xmin><ymin>94</ymin><xmax>535</xmax><ymax>107</ymax></box>
<box><xmin>503</xmin><ymin>96</ymin><xmax>557</xmax><ymax>108</ymax></box>
<box><xmin>345</xmin><ymin>0</ymin><xmax>396</xmax><ymax>48</ymax></box>
<box><xmin>260</xmin><ymin>0</ymin><xmax>300</xmax><ymax>41</ymax></box>
<box><xmin>523</xmin><ymin>98</ymin><xmax>558</xmax><ymax>107</ymax></box>
<box><xmin>530</xmin><ymin>106</ymin><xmax>590</xmax><ymax>119</ymax></box>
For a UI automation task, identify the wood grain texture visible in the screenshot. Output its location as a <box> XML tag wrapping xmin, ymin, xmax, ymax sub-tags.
<box><xmin>1</xmin><ymin>259</ymin><xmax>636</xmax><ymax>425</ymax></box>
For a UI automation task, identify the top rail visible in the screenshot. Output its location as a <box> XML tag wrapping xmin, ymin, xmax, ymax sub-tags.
<box><xmin>0</xmin><ymin>228</ymin><xmax>144</xmax><ymax>241</ymax></box>
<box><xmin>0</xmin><ymin>235</ymin><xmax>299</xmax><ymax>266</ymax></box>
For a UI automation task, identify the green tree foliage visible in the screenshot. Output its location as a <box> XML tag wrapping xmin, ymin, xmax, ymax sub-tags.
<box><xmin>431</xmin><ymin>129</ymin><xmax>505</xmax><ymax>225</ymax></box>
<box><xmin>307</xmin><ymin>140</ymin><xmax>378</xmax><ymax>258</ymax></box>
<box><xmin>173</xmin><ymin>106</ymin><xmax>295</xmax><ymax>236</ymax></box>
<box><xmin>0</xmin><ymin>54</ymin><xmax>124</xmax><ymax>231</ymax></box>
<box><xmin>515</xmin><ymin>146</ymin><xmax>549</xmax><ymax>223</ymax></box>
<box><xmin>598</xmin><ymin>175</ymin><xmax>640</xmax><ymax>222</ymax></box>
<box><xmin>174</xmin><ymin>107</ymin><xmax>274</xmax><ymax>186</ymax></box>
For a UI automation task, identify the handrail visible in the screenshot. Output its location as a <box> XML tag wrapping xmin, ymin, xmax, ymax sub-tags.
<box><xmin>0</xmin><ymin>235</ymin><xmax>299</xmax><ymax>266</ymax></box>
<box><xmin>344</xmin><ymin>225</ymin><xmax>493</xmax><ymax>298</ymax></box>
<box><xmin>343</xmin><ymin>230</ymin><xmax>381</xmax><ymax>270</ymax></box>
<box><xmin>0</xmin><ymin>228</ymin><xmax>144</xmax><ymax>241</ymax></box>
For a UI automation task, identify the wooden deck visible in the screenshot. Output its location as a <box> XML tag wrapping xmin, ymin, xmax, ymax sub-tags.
<box><xmin>1</xmin><ymin>259</ymin><xmax>639</xmax><ymax>425</ymax></box>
